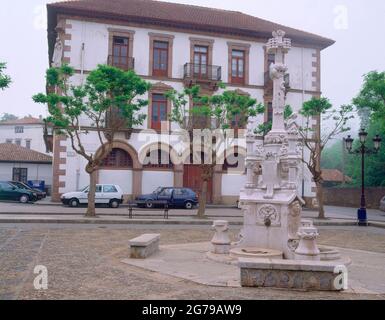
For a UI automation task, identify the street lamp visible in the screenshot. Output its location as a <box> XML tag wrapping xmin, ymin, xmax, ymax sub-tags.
<box><xmin>344</xmin><ymin>129</ymin><xmax>382</xmax><ymax>226</ymax></box>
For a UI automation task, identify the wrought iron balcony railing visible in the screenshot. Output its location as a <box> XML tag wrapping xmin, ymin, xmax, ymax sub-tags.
<box><xmin>107</xmin><ymin>55</ymin><xmax>135</xmax><ymax>71</ymax></box>
<box><xmin>183</xmin><ymin>63</ymin><xmax>222</xmax><ymax>82</ymax></box>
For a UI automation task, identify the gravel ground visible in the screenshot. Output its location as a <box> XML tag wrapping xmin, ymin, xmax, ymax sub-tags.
<box><xmin>0</xmin><ymin>224</ymin><xmax>385</xmax><ymax>300</ymax></box>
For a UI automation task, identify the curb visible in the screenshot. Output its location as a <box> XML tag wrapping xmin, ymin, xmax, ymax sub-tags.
<box><xmin>0</xmin><ymin>217</ymin><xmax>380</xmax><ymax>227</ymax></box>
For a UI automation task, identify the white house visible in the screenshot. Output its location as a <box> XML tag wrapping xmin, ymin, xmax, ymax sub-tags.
<box><xmin>0</xmin><ymin>143</ymin><xmax>52</xmax><ymax>192</ymax></box>
<box><xmin>0</xmin><ymin>116</ymin><xmax>51</xmax><ymax>155</ymax></box>
<box><xmin>46</xmin><ymin>0</ymin><xmax>334</xmax><ymax>206</ymax></box>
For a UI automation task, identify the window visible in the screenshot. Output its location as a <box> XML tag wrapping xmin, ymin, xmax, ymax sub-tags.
<box><xmin>193</xmin><ymin>45</ymin><xmax>208</xmax><ymax>77</ymax></box>
<box><xmin>143</xmin><ymin>148</ymin><xmax>173</xmax><ymax>169</ymax></box>
<box><xmin>151</xmin><ymin>94</ymin><xmax>167</xmax><ymax>130</ymax></box>
<box><xmin>101</xmin><ymin>148</ymin><xmax>133</xmax><ymax>168</ymax></box>
<box><xmin>15</xmin><ymin>139</ymin><xmax>21</xmax><ymax>146</ymax></box>
<box><xmin>231</xmin><ymin>50</ymin><xmax>245</xmax><ymax>84</ymax></box>
<box><xmin>174</xmin><ymin>188</ymin><xmax>187</xmax><ymax>196</ymax></box>
<box><xmin>103</xmin><ymin>185</ymin><xmax>118</xmax><ymax>193</ymax></box>
<box><xmin>95</xmin><ymin>185</ymin><xmax>102</xmax><ymax>193</ymax></box>
<box><xmin>111</xmin><ymin>36</ymin><xmax>130</xmax><ymax>69</ymax></box>
<box><xmin>5</xmin><ymin>139</ymin><xmax>12</xmax><ymax>144</ymax></box>
<box><xmin>15</xmin><ymin>126</ymin><xmax>24</xmax><ymax>133</ymax></box>
<box><xmin>12</xmin><ymin>168</ymin><xmax>28</xmax><ymax>183</ymax></box>
<box><xmin>267</xmin><ymin>102</ymin><xmax>273</xmax><ymax>123</ymax></box>
<box><xmin>267</xmin><ymin>53</ymin><xmax>275</xmax><ymax>67</ymax></box>
<box><xmin>158</xmin><ymin>188</ymin><xmax>172</xmax><ymax>197</ymax></box>
<box><xmin>0</xmin><ymin>182</ymin><xmax>13</xmax><ymax>190</ymax></box>
<box><xmin>25</xmin><ymin>140</ymin><xmax>31</xmax><ymax>149</ymax></box>
<box><xmin>153</xmin><ymin>41</ymin><xmax>168</xmax><ymax>77</ymax></box>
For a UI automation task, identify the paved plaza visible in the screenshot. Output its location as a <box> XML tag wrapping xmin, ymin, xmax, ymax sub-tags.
<box><xmin>1</xmin><ymin>223</ymin><xmax>385</xmax><ymax>300</ymax></box>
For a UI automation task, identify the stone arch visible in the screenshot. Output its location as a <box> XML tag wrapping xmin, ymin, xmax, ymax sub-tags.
<box><xmin>95</xmin><ymin>139</ymin><xmax>141</xmax><ymax>169</ymax></box>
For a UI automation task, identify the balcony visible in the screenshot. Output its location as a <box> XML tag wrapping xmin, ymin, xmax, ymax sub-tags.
<box><xmin>107</xmin><ymin>55</ymin><xmax>135</xmax><ymax>71</ymax></box>
<box><xmin>183</xmin><ymin>63</ymin><xmax>222</xmax><ymax>90</ymax></box>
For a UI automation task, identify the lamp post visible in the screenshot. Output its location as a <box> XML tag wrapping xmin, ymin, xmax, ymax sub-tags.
<box><xmin>344</xmin><ymin>129</ymin><xmax>382</xmax><ymax>226</ymax></box>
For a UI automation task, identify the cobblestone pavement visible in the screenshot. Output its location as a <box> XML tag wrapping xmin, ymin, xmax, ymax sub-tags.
<box><xmin>0</xmin><ymin>224</ymin><xmax>385</xmax><ymax>300</ymax></box>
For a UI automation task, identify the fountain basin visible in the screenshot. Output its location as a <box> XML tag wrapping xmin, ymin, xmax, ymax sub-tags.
<box><xmin>319</xmin><ymin>246</ymin><xmax>341</xmax><ymax>261</ymax></box>
<box><xmin>230</xmin><ymin>247</ymin><xmax>283</xmax><ymax>260</ymax></box>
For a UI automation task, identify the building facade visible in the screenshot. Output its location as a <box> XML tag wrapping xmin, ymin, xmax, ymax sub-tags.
<box><xmin>0</xmin><ymin>117</ymin><xmax>51</xmax><ymax>155</ymax></box>
<box><xmin>46</xmin><ymin>0</ymin><xmax>334</xmax><ymax>205</ymax></box>
<box><xmin>0</xmin><ymin>143</ymin><xmax>52</xmax><ymax>190</ymax></box>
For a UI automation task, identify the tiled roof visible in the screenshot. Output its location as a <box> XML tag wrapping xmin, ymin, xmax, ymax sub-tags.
<box><xmin>0</xmin><ymin>117</ymin><xmax>44</xmax><ymax>125</ymax></box>
<box><xmin>322</xmin><ymin>169</ymin><xmax>352</xmax><ymax>183</ymax></box>
<box><xmin>0</xmin><ymin>143</ymin><xmax>52</xmax><ymax>163</ymax></box>
<box><xmin>47</xmin><ymin>0</ymin><xmax>335</xmax><ymax>48</ymax></box>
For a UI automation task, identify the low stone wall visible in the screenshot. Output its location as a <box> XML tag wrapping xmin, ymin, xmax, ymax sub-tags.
<box><xmin>323</xmin><ymin>187</ymin><xmax>385</xmax><ymax>209</ymax></box>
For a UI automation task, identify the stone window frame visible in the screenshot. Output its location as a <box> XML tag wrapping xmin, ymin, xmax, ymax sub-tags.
<box><xmin>189</xmin><ymin>37</ymin><xmax>214</xmax><ymax>66</ymax></box>
<box><xmin>107</xmin><ymin>28</ymin><xmax>135</xmax><ymax>65</ymax></box>
<box><xmin>148</xmin><ymin>32</ymin><xmax>175</xmax><ymax>78</ymax></box>
<box><xmin>147</xmin><ymin>82</ymin><xmax>173</xmax><ymax>132</ymax></box>
<box><xmin>227</xmin><ymin>42</ymin><xmax>250</xmax><ymax>86</ymax></box>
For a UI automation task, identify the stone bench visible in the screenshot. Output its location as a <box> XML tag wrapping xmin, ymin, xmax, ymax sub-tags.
<box><xmin>129</xmin><ymin>233</ymin><xmax>160</xmax><ymax>259</ymax></box>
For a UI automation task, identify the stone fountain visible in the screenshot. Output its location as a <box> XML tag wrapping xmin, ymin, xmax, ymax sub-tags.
<box><xmin>208</xmin><ymin>30</ymin><xmax>351</xmax><ymax>291</ymax></box>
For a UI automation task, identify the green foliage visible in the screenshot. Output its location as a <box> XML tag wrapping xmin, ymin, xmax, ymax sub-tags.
<box><xmin>0</xmin><ymin>62</ymin><xmax>11</xmax><ymax>90</ymax></box>
<box><xmin>345</xmin><ymin>119</ymin><xmax>385</xmax><ymax>187</ymax></box>
<box><xmin>33</xmin><ymin>64</ymin><xmax>150</xmax><ymax>134</ymax></box>
<box><xmin>166</xmin><ymin>85</ymin><xmax>264</xmax><ymax>130</ymax></box>
<box><xmin>255</xmin><ymin>105</ymin><xmax>293</xmax><ymax>136</ymax></box>
<box><xmin>0</xmin><ymin>113</ymin><xmax>18</xmax><ymax>122</ymax></box>
<box><xmin>321</xmin><ymin>140</ymin><xmax>345</xmax><ymax>172</ymax></box>
<box><xmin>353</xmin><ymin>71</ymin><xmax>385</xmax><ymax>125</ymax></box>
<box><xmin>300</xmin><ymin>96</ymin><xmax>332</xmax><ymax>117</ymax></box>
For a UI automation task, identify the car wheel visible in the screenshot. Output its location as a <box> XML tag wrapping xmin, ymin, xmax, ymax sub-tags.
<box><xmin>145</xmin><ymin>200</ymin><xmax>153</xmax><ymax>209</ymax></box>
<box><xmin>69</xmin><ymin>198</ymin><xmax>79</xmax><ymax>208</ymax></box>
<box><xmin>19</xmin><ymin>194</ymin><xmax>29</xmax><ymax>204</ymax></box>
<box><xmin>109</xmin><ymin>199</ymin><xmax>120</xmax><ymax>208</ymax></box>
<box><xmin>185</xmin><ymin>201</ymin><xmax>193</xmax><ymax>209</ymax></box>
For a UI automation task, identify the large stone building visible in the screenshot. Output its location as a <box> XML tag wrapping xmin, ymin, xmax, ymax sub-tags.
<box><xmin>46</xmin><ymin>0</ymin><xmax>334</xmax><ymax>204</ymax></box>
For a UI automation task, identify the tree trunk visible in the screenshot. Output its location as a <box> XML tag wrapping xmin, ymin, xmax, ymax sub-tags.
<box><xmin>315</xmin><ymin>181</ymin><xmax>325</xmax><ymax>219</ymax></box>
<box><xmin>85</xmin><ymin>170</ymin><xmax>97</xmax><ymax>217</ymax></box>
<box><xmin>197</xmin><ymin>180</ymin><xmax>208</xmax><ymax>218</ymax></box>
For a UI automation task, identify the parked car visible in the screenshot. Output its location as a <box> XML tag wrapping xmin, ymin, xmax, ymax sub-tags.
<box><xmin>61</xmin><ymin>184</ymin><xmax>123</xmax><ymax>208</ymax></box>
<box><xmin>8</xmin><ymin>181</ymin><xmax>47</xmax><ymax>200</ymax></box>
<box><xmin>380</xmin><ymin>196</ymin><xmax>385</xmax><ymax>212</ymax></box>
<box><xmin>0</xmin><ymin>181</ymin><xmax>38</xmax><ymax>203</ymax></box>
<box><xmin>135</xmin><ymin>187</ymin><xmax>198</xmax><ymax>209</ymax></box>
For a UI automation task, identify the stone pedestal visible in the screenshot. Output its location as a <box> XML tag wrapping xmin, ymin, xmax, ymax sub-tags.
<box><xmin>294</xmin><ymin>226</ymin><xmax>320</xmax><ymax>261</ymax></box>
<box><xmin>211</xmin><ymin>220</ymin><xmax>231</xmax><ymax>254</ymax></box>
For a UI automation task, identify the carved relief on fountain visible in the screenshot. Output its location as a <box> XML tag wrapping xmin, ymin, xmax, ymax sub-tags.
<box><xmin>256</xmin><ymin>204</ymin><xmax>281</xmax><ymax>227</ymax></box>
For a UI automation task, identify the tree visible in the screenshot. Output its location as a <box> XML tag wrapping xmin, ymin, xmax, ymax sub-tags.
<box><xmin>298</xmin><ymin>97</ymin><xmax>353</xmax><ymax>219</ymax></box>
<box><xmin>0</xmin><ymin>62</ymin><xmax>11</xmax><ymax>90</ymax></box>
<box><xmin>0</xmin><ymin>113</ymin><xmax>18</xmax><ymax>122</ymax></box>
<box><xmin>167</xmin><ymin>85</ymin><xmax>264</xmax><ymax>217</ymax></box>
<box><xmin>33</xmin><ymin>64</ymin><xmax>150</xmax><ymax>217</ymax></box>
<box><xmin>353</xmin><ymin>71</ymin><xmax>385</xmax><ymax>127</ymax></box>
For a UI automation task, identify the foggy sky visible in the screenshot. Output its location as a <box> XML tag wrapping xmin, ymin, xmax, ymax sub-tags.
<box><xmin>1</xmin><ymin>0</ymin><xmax>384</xmax><ymax>135</ymax></box>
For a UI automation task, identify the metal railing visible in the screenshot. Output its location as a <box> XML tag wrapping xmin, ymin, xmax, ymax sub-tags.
<box><xmin>183</xmin><ymin>63</ymin><xmax>222</xmax><ymax>81</ymax></box>
<box><xmin>107</xmin><ymin>55</ymin><xmax>135</xmax><ymax>71</ymax></box>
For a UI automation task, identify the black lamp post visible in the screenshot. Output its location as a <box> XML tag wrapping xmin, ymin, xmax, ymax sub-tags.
<box><xmin>344</xmin><ymin>129</ymin><xmax>382</xmax><ymax>226</ymax></box>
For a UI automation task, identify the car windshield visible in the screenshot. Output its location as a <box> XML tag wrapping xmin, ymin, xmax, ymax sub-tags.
<box><xmin>153</xmin><ymin>187</ymin><xmax>163</xmax><ymax>194</ymax></box>
<box><xmin>80</xmin><ymin>186</ymin><xmax>89</xmax><ymax>192</ymax></box>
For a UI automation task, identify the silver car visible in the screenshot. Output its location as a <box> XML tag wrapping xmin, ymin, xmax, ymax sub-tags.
<box><xmin>380</xmin><ymin>196</ymin><xmax>385</xmax><ymax>212</ymax></box>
